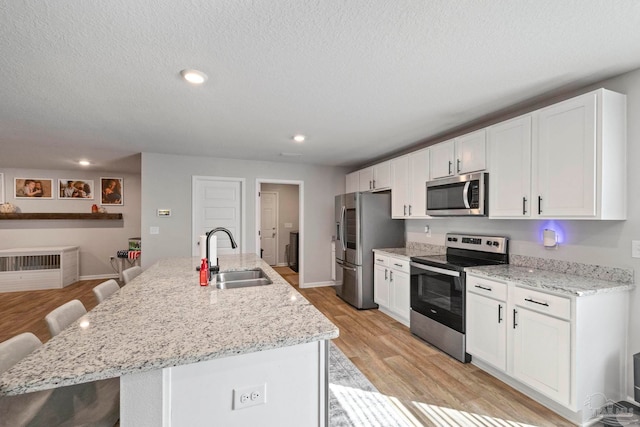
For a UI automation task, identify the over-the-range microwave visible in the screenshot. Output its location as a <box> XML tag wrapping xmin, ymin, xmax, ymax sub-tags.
<box><xmin>425</xmin><ymin>172</ymin><xmax>488</xmax><ymax>216</ymax></box>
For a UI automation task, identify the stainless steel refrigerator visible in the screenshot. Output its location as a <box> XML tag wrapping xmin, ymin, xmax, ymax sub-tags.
<box><xmin>334</xmin><ymin>192</ymin><xmax>404</xmax><ymax>309</ymax></box>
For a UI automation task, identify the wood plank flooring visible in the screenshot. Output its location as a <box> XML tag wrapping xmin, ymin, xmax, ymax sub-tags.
<box><xmin>295</xmin><ymin>284</ymin><xmax>576</xmax><ymax>426</ymax></box>
<box><xmin>0</xmin><ymin>271</ymin><xmax>576</xmax><ymax>426</ymax></box>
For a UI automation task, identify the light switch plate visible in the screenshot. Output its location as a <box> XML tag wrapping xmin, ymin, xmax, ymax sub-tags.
<box><xmin>284</xmin><ymin>223</ymin><xmax>293</xmax><ymax>229</ymax></box>
<box><xmin>150</xmin><ymin>226</ymin><xmax>160</xmax><ymax>235</ymax></box>
<box><xmin>632</xmin><ymin>240</ymin><xmax>640</xmax><ymax>258</ymax></box>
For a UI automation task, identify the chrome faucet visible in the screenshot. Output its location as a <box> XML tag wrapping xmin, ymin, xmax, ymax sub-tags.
<box><xmin>206</xmin><ymin>227</ymin><xmax>238</xmax><ymax>279</ymax></box>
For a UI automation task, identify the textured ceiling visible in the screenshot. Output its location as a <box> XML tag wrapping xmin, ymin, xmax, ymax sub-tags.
<box><xmin>1</xmin><ymin>0</ymin><xmax>640</xmax><ymax>172</ymax></box>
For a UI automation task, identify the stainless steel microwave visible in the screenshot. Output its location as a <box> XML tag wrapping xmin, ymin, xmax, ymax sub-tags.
<box><xmin>426</xmin><ymin>172</ymin><xmax>488</xmax><ymax>216</ymax></box>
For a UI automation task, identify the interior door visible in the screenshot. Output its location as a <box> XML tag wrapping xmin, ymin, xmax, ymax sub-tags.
<box><xmin>260</xmin><ymin>192</ymin><xmax>278</xmax><ymax>265</ymax></box>
<box><xmin>193</xmin><ymin>177</ymin><xmax>242</xmax><ymax>256</ymax></box>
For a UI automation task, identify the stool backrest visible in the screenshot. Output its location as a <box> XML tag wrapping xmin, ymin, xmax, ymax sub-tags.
<box><xmin>0</xmin><ymin>332</ymin><xmax>42</xmax><ymax>374</ymax></box>
<box><xmin>45</xmin><ymin>300</ymin><xmax>87</xmax><ymax>337</ymax></box>
<box><xmin>122</xmin><ymin>266</ymin><xmax>142</xmax><ymax>285</ymax></box>
<box><xmin>93</xmin><ymin>279</ymin><xmax>120</xmax><ymax>303</ymax></box>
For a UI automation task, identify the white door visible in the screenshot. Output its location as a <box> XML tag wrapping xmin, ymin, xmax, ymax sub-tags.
<box><xmin>260</xmin><ymin>192</ymin><xmax>278</xmax><ymax>266</ymax></box>
<box><xmin>466</xmin><ymin>292</ymin><xmax>507</xmax><ymax>371</ymax></box>
<box><xmin>409</xmin><ymin>148</ymin><xmax>430</xmax><ymax>218</ymax></box>
<box><xmin>455</xmin><ymin>129</ymin><xmax>486</xmax><ymax>174</ymax></box>
<box><xmin>193</xmin><ymin>177</ymin><xmax>242</xmax><ymax>256</ymax></box>
<box><xmin>390</xmin><ymin>268</ymin><xmax>410</xmax><ymax>324</ymax></box>
<box><xmin>430</xmin><ymin>139</ymin><xmax>455</xmax><ymax>179</ymax></box>
<box><xmin>390</xmin><ymin>155</ymin><xmax>409</xmax><ymax>218</ymax></box>
<box><xmin>373</xmin><ymin>263</ymin><xmax>390</xmax><ymax>308</ymax></box>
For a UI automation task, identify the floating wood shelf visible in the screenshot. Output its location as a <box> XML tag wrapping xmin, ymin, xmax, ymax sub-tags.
<box><xmin>0</xmin><ymin>213</ymin><xmax>123</xmax><ymax>220</ymax></box>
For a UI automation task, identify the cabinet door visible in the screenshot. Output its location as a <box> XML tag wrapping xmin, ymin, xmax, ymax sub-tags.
<box><xmin>346</xmin><ymin>172</ymin><xmax>359</xmax><ymax>194</ymax></box>
<box><xmin>391</xmin><ymin>156</ymin><xmax>409</xmax><ymax>218</ymax></box>
<box><xmin>390</xmin><ymin>268</ymin><xmax>410</xmax><ymax>323</ymax></box>
<box><xmin>359</xmin><ymin>167</ymin><xmax>374</xmax><ymax>192</ymax></box>
<box><xmin>409</xmin><ymin>148</ymin><xmax>430</xmax><ymax>218</ymax></box>
<box><xmin>374</xmin><ymin>264</ymin><xmax>390</xmax><ymax>308</ymax></box>
<box><xmin>456</xmin><ymin>129</ymin><xmax>486</xmax><ymax>174</ymax></box>
<box><xmin>535</xmin><ymin>92</ymin><xmax>597</xmax><ymax>217</ymax></box>
<box><xmin>466</xmin><ymin>292</ymin><xmax>506</xmax><ymax>371</ymax></box>
<box><xmin>373</xmin><ymin>161</ymin><xmax>391</xmax><ymax>190</ymax></box>
<box><xmin>488</xmin><ymin>115</ymin><xmax>532</xmax><ymax>218</ymax></box>
<box><xmin>512</xmin><ymin>306</ymin><xmax>571</xmax><ymax>405</ymax></box>
<box><xmin>430</xmin><ymin>140</ymin><xmax>455</xmax><ymax>179</ymax></box>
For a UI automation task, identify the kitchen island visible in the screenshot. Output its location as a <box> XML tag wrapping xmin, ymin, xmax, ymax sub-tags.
<box><xmin>0</xmin><ymin>254</ymin><xmax>339</xmax><ymax>427</ymax></box>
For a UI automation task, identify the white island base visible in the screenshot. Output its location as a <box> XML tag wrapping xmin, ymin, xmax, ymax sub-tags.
<box><xmin>121</xmin><ymin>340</ymin><xmax>328</xmax><ymax>427</ymax></box>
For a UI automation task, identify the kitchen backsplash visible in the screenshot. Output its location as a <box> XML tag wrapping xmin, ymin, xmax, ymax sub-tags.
<box><xmin>405</xmin><ymin>242</ymin><xmax>446</xmax><ymax>254</ymax></box>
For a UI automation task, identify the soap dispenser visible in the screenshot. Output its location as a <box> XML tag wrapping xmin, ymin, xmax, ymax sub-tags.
<box><xmin>199</xmin><ymin>258</ymin><xmax>209</xmax><ymax>286</ymax></box>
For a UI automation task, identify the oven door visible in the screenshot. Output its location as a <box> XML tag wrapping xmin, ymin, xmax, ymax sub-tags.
<box><xmin>410</xmin><ymin>262</ymin><xmax>465</xmax><ymax>333</ymax></box>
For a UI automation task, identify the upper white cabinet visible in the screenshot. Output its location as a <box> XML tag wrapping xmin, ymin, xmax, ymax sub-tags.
<box><xmin>347</xmin><ymin>161</ymin><xmax>392</xmax><ymax>193</ymax></box>
<box><xmin>391</xmin><ymin>148</ymin><xmax>430</xmax><ymax>219</ymax></box>
<box><xmin>489</xmin><ymin>88</ymin><xmax>626</xmax><ymax>220</ymax></box>
<box><xmin>431</xmin><ymin>130</ymin><xmax>487</xmax><ymax>179</ymax></box>
<box><xmin>488</xmin><ymin>115</ymin><xmax>533</xmax><ymax>217</ymax></box>
<box><xmin>346</xmin><ymin>171</ymin><xmax>359</xmax><ymax>194</ymax></box>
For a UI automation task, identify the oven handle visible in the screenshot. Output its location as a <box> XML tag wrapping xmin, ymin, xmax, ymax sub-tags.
<box><xmin>410</xmin><ymin>262</ymin><xmax>461</xmax><ymax>277</ymax></box>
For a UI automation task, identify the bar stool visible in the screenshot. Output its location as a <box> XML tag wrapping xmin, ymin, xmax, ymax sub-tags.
<box><xmin>93</xmin><ymin>279</ymin><xmax>121</xmax><ymax>303</ymax></box>
<box><xmin>122</xmin><ymin>266</ymin><xmax>142</xmax><ymax>285</ymax></box>
<box><xmin>44</xmin><ymin>299</ymin><xmax>87</xmax><ymax>337</ymax></box>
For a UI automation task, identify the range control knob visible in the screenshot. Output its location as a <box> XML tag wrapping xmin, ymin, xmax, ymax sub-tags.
<box><xmin>493</xmin><ymin>241</ymin><xmax>500</xmax><ymax>247</ymax></box>
<box><xmin>486</xmin><ymin>241</ymin><xmax>493</xmax><ymax>246</ymax></box>
<box><xmin>447</xmin><ymin>237</ymin><xmax>452</xmax><ymax>241</ymax></box>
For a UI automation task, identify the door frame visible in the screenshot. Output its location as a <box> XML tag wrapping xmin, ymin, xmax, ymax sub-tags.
<box><xmin>255</xmin><ymin>179</ymin><xmax>304</xmax><ymax>287</ymax></box>
<box><xmin>259</xmin><ymin>191</ymin><xmax>279</xmax><ymax>265</ymax></box>
<box><xmin>192</xmin><ymin>176</ymin><xmax>247</xmax><ymax>256</ymax></box>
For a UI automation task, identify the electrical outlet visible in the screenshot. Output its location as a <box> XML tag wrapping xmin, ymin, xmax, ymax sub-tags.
<box><xmin>233</xmin><ymin>384</ymin><xmax>266</xmax><ymax>410</ymax></box>
<box><xmin>424</xmin><ymin>225</ymin><xmax>431</xmax><ymax>237</ymax></box>
<box><xmin>632</xmin><ymin>240</ymin><xmax>640</xmax><ymax>258</ymax></box>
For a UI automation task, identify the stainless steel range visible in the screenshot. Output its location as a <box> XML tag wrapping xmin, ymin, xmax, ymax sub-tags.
<box><xmin>409</xmin><ymin>233</ymin><xmax>509</xmax><ymax>362</ymax></box>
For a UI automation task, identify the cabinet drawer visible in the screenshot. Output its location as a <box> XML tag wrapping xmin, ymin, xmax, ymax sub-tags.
<box><xmin>467</xmin><ymin>275</ymin><xmax>507</xmax><ymax>301</ymax></box>
<box><xmin>513</xmin><ymin>287</ymin><xmax>571</xmax><ymax>320</ymax></box>
<box><xmin>373</xmin><ymin>254</ymin><xmax>389</xmax><ymax>267</ymax></box>
<box><xmin>388</xmin><ymin>257</ymin><xmax>409</xmax><ymax>272</ymax></box>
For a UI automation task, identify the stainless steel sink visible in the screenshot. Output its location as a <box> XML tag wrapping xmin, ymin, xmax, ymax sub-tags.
<box><xmin>212</xmin><ymin>268</ymin><xmax>273</xmax><ymax>289</ymax></box>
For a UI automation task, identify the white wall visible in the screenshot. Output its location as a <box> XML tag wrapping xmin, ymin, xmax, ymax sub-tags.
<box><xmin>406</xmin><ymin>67</ymin><xmax>640</xmax><ymax>398</ymax></box>
<box><xmin>140</xmin><ymin>153</ymin><xmax>347</xmax><ymax>284</ymax></box>
<box><xmin>261</xmin><ymin>183</ymin><xmax>299</xmax><ymax>265</ymax></box>
<box><xmin>0</xmin><ymin>168</ymin><xmax>141</xmax><ymax>278</ymax></box>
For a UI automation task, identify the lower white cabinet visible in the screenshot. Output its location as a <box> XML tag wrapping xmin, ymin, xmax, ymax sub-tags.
<box><xmin>466</xmin><ymin>274</ymin><xmax>629</xmax><ymax>425</ymax></box>
<box><xmin>373</xmin><ymin>252</ymin><xmax>410</xmax><ymax>326</ymax></box>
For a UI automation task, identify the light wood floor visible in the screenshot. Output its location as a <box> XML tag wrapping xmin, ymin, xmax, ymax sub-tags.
<box><xmin>0</xmin><ymin>273</ymin><xmax>575</xmax><ymax>426</ymax></box>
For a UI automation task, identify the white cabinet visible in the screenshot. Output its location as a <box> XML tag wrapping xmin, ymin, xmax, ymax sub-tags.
<box><xmin>373</xmin><ymin>252</ymin><xmax>410</xmax><ymax>326</ymax></box>
<box><xmin>391</xmin><ymin>148</ymin><xmax>430</xmax><ymax>219</ymax></box>
<box><xmin>466</xmin><ymin>277</ymin><xmax>508</xmax><ymax>371</ymax></box>
<box><xmin>348</xmin><ymin>161</ymin><xmax>392</xmax><ymax>193</ymax></box>
<box><xmin>430</xmin><ymin>130</ymin><xmax>487</xmax><ymax>179</ymax></box>
<box><xmin>466</xmin><ymin>273</ymin><xmax>629</xmax><ymax>425</ymax></box>
<box><xmin>346</xmin><ymin>171</ymin><xmax>359</xmax><ymax>194</ymax></box>
<box><xmin>488</xmin><ymin>115</ymin><xmax>533</xmax><ymax>218</ymax></box>
<box><xmin>489</xmin><ymin>89</ymin><xmax>626</xmax><ymax>220</ymax></box>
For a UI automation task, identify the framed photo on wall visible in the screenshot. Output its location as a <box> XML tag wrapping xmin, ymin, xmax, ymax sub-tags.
<box><xmin>14</xmin><ymin>178</ymin><xmax>54</xmax><ymax>199</ymax></box>
<box><xmin>58</xmin><ymin>179</ymin><xmax>95</xmax><ymax>199</ymax></box>
<box><xmin>100</xmin><ymin>177</ymin><xmax>123</xmax><ymax>205</ymax></box>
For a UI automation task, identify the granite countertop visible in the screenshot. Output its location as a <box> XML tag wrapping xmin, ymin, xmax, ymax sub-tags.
<box><xmin>374</xmin><ymin>245</ymin><xmax>445</xmax><ymax>260</ymax></box>
<box><xmin>0</xmin><ymin>254</ymin><xmax>339</xmax><ymax>396</ymax></box>
<box><xmin>466</xmin><ymin>264</ymin><xmax>635</xmax><ymax>297</ymax></box>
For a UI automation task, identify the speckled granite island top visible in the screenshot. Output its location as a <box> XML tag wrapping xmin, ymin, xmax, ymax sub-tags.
<box><xmin>466</xmin><ymin>264</ymin><xmax>634</xmax><ymax>297</ymax></box>
<box><xmin>374</xmin><ymin>245</ymin><xmax>445</xmax><ymax>260</ymax></box>
<box><xmin>0</xmin><ymin>254</ymin><xmax>339</xmax><ymax>396</ymax></box>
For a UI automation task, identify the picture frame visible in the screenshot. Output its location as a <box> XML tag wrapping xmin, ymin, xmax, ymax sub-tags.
<box><xmin>0</xmin><ymin>173</ymin><xmax>4</xmax><ymax>204</ymax></box>
<box><xmin>58</xmin><ymin>179</ymin><xmax>95</xmax><ymax>199</ymax></box>
<box><xmin>14</xmin><ymin>178</ymin><xmax>54</xmax><ymax>199</ymax></box>
<box><xmin>100</xmin><ymin>177</ymin><xmax>124</xmax><ymax>205</ymax></box>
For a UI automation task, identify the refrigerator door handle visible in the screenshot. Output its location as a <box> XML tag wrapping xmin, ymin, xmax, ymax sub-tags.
<box><xmin>340</xmin><ymin>206</ymin><xmax>347</xmax><ymax>251</ymax></box>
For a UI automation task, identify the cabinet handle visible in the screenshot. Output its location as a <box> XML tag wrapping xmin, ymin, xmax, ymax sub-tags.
<box><xmin>385</xmin><ymin>269</ymin><xmax>388</xmax><ymax>280</ymax></box>
<box><xmin>498</xmin><ymin>304</ymin><xmax>503</xmax><ymax>323</ymax></box>
<box><xmin>390</xmin><ymin>271</ymin><xmax>393</xmax><ymax>282</ymax></box>
<box><xmin>538</xmin><ymin>196</ymin><xmax>542</xmax><ymax>214</ymax></box>
<box><xmin>376</xmin><ymin>258</ymin><xmax>384</xmax><ymax>262</ymax></box>
<box><xmin>457</xmin><ymin>159</ymin><xmax>461</xmax><ymax>173</ymax></box>
<box><xmin>373</xmin><ymin>179</ymin><xmax>376</xmax><ymax>189</ymax></box>
<box><xmin>408</xmin><ymin>205</ymin><xmax>412</xmax><ymax>216</ymax></box>
<box><xmin>393</xmin><ymin>263</ymin><xmax>403</xmax><ymax>268</ymax></box>
<box><xmin>404</xmin><ymin>205</ymin><xmax>407</xmax><ymax>216</ymax></box>
<box><xmin>524</xmin><ymin>297</ymin><xmax>549</xmax><ymax>307</ymax></box>
<box><xmin>522</xmin><ymin>197</ymin><xmax>527</xmax><ymax>215</ymax></box>
<box><xmin>369</xmin><ymin>180</ymin><xmax>372</xmax><ymax>190</ymax></box>
<box><xmin>475</xmin><ymin>284</ymin><xmax>492</xmax><ymax>291</ymax></box>
<box><xmin>448</xmin><ymin>161</ymin><xmax>452</xmax><ymax>175</ymax></box>
<box><xmin>513</xmin><ymin>309</ymin><xmax>518</xmax><ymax>329</ymax></box>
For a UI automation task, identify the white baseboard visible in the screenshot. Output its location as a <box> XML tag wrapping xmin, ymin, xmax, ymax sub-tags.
<box><xmin>80</xmin><ymin>274</ymin><xmax>119</xmax><ymax>280</ymax></box>
<box><xmin>300</xmin><ymin>281</ymin><xmax>337</xmax><ymax>289</ymax></box>
<box><xmin>276</xmin><ymin>263</ymin><xmax>289</xmax><ymax>267</ymax></box>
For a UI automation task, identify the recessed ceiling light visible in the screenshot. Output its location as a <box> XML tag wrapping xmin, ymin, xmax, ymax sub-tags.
<box><xmin>180</xmin><ymin>69</ymin><xmax>208</xmax><ymax>85</ymax></box>
<box><xmin>78</xmin><ymin>160</ymin><xmax>91</xmax><ymax>166</ymax></box>
<box><xmin>292</xmin><ymin>134</ymin><xmax>306</xmax><ymax>143</ymax></box>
